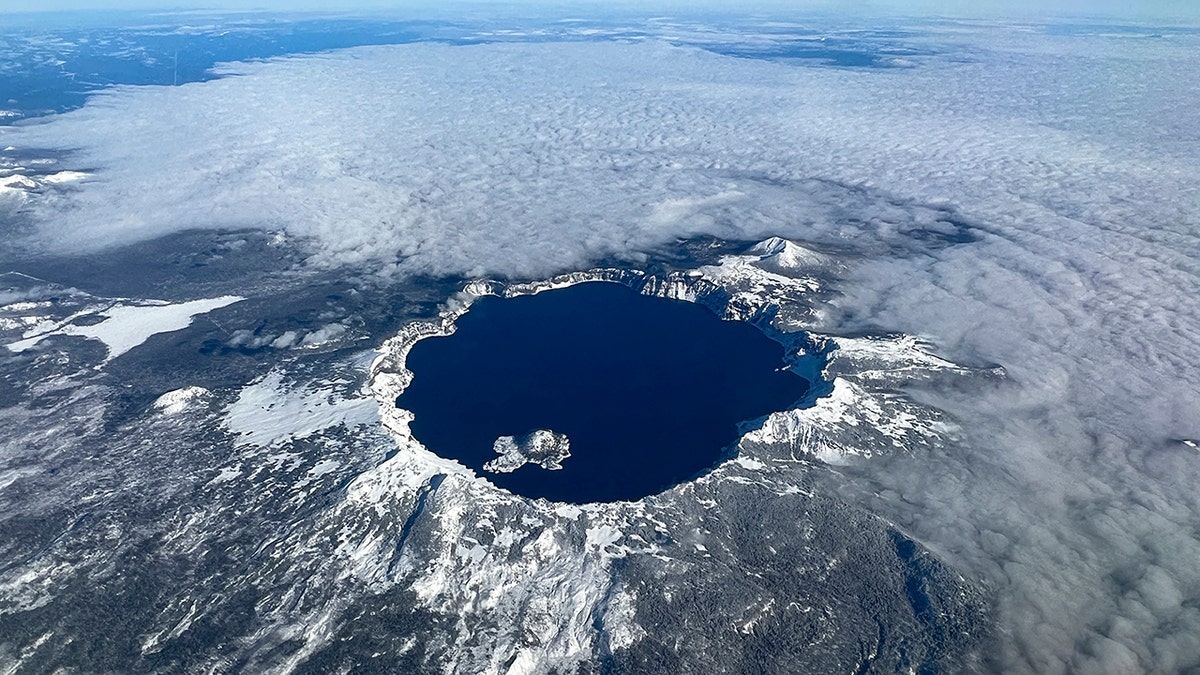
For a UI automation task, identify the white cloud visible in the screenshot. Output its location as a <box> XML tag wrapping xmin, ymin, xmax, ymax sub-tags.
<box><xmin>1</xmin><ymin>41</ymin><xmax>974</xmax><ymax>278</ymax></box>
<box><xmin>3</xmin><ymin>25</ymin><xmax>1200</xmax><ymax>671</ymax></box>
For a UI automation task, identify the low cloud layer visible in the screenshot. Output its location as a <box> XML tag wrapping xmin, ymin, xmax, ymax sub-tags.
<box><xmin>4</xmin><ymin>24</ymin><xmax>1200</xmax><ymax>672</ymax></box>
<box><xmin>0</xmin><ymin>39</ymin><xmax>1041</xmax><ymax>277</ymax></box>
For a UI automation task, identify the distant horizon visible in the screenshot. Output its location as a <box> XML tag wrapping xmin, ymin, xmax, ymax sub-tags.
<box><xmin>2</xmin><ymin>0</ymin><xmax>1199</xmax><ymax>25</ymax></box>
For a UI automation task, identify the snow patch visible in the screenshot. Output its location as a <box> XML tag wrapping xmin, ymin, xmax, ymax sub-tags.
<box><xmin>6</xmin><ymin>295</ymin><xmax>242</xmax><ymax>364</ymax></box>
<box><xmin>223</xmin><ymin>370</ymin><xmax>378</xmax><ymax>449</ymax></box>
<box><xmin>586</xmin><ymin>525</ymin><xmax>622</xmax><ymax>553</ymax></box>
<box><xmin>747</xmin><ymin>236</ymin><xmax>838</xmax><ymax>274</ymax></box>
<box><xmin>152</xmin><ymin>386</ymin><xmax>210</xmax><ymax>415</ymax></box>
<box><xmin>308</xmin><ymin>459</ymin><xmax>341</xmax><ymax>478</ymax></box>
<box><xmin>827</xmin><ymin>333</ymin><xmax>983</xmax><ymax>385</ymax></box>
<box><xmin>745</xmin><ymin>377</ymin><xmax>955</xmax><ymax>464</ymax></box>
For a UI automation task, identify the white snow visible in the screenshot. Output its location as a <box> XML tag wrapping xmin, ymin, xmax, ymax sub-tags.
<box><xmin>6</xmin><ymin>295</ymin><xmax>243</xmax><ymax>363</ymax></box>
<box><xmin>0</xmin><ymin>302</ymin><xmax>47</xmax><ymax>313</ymax></box>
<box><xmin>0</xmin><ymin>175</ymin><xmax>37</xmax><ymax>191</ymax></box>
<box><xmin>552</xmin><ymin>504</ymin><xmax>582</xmax><ymax>520</ymax></box>
<box><xmin>152</xmin><ymin>386</ymin><xmax>210</xmax><ymax>415</ymax></box>
<box><xmin>747</xmin><ymin>236</ymin><xmax>837</xmax><ymax>273</ymax></box>
<box><xmin>585</xmin><ymin>525</ymin><xmax>622</xmax><ymax>553</ymax></box>
<box><xmin>602</xmin><ymin>589</ymin><xmax>646</xmax><ymax>651</ymax></box>
<box><xmin>223</xmin><ymin>369</ymin><xmax>378</xmax><ymax>448</ymax></box>
<box><xmin>0</xmin><ymin>169</ymin><xmax>91</xmax><ymax>202</ymax></box>
<box><xmin>0</xmin><ymin>466</ymin><xmax>37</xmax><ymax>494</ymax></box>
<box><xmin>827</xmin><ymin>333</ymin><xmax>976</xmax><ymax>384</ymax></box>
<box><xmin>744</xmin><ymin>377</ymin><xmax>954</xmax><ymax>465</ymax></box>
<box><xmin>308</xmin><ymin>459</ymin><xmax>341</xmax><ymax>478</ymax></box>
<box><xmin>209</xmin><ymin>466</ymin><xmax>242</xmax><ymax>484</ymax></box>
<box><xmin>38</xmin><ymin>171</ymin><xmax>91</xmax><ymax>185</ymax></box>
<box><xmin>484</xmin><ymin>429</ymin><xmax>572</xmax><ymax>473</ymax></box>
<box><xmin>735</xmin><ymin>455</ymin><xmax>768</xmax><ymax>471</ymax></box>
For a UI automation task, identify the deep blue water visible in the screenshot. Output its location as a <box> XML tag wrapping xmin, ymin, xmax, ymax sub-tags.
<box><xmin>397</xmin><ymin>282</ymin><xmax>811</xmax><ymax>503</ymax></box>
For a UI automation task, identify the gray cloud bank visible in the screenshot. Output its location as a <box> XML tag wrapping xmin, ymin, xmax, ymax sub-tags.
<box><xmin>5</xmin><ymin>24</ymin><xmax>1200</xmax><ymax>673</ymax></box>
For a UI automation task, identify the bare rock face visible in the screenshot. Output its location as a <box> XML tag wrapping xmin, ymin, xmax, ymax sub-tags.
<box><xmin>484</xmin><ymin>429</ymin><xmax>572</xmax><ymax>473</ymax></box>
